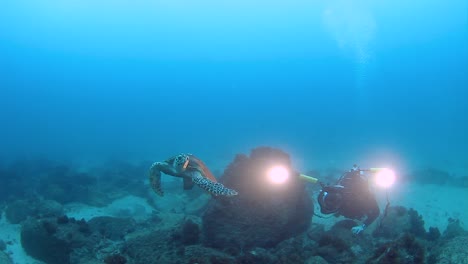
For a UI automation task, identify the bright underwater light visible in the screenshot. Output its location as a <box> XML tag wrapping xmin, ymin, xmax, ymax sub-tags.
<box><xmin>374</xmin><ymin>168</ymin><xmax>396</xmax><ymax>188</ymax></box>
<box><xmin>267</xmin><ymin>166</ymin><xmax>290</xmax><ymax>184</ymax></box>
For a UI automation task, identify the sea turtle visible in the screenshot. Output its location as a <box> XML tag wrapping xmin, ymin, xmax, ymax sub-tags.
<box><xmin>149</xmin><ymin>153</ymin><xmax>238</xmax><ymax>197</ymax></box>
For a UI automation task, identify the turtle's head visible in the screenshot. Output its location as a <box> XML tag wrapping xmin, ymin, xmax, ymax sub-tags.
<box><xmin>173</xmin><ymin>154</ymin><xmax>190</xmax><ymax>172</ymax></box>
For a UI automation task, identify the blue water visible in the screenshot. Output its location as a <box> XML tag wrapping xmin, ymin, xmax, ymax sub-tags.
<box><xmin>1</xmin><ymin>0</ymin><xmax>467</xmax><ymax>173</ymax></box>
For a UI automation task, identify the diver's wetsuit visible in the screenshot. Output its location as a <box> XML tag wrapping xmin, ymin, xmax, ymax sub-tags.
<box><xmin>336</xmin><ymin>170</ymin><xmax>380</xmax><ymax>226</ymax></box>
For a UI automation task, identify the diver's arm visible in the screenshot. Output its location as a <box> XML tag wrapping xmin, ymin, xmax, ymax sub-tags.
<box><xmin>363</xmin><ymin>201</ymin><xmax>380</xmax><ymax>226</ymax></box>
<box><xmin>351</xmin><ymin>205</ymin><xmax>379</xmax><ymax>234</ymax></box>
<box><xmin>149</xmin><ymin>162</ymin><xmax>166</xmax><ymax>196</ymax></box>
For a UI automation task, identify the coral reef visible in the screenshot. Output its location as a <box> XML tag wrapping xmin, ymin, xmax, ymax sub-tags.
<box><xmin>0</xmin><ymin>251</ymin><xmax>12</xmax><ymax>264</ymax></box>
<box><xmin>20</xmin><ymin>217</ymin><xmax>93</xmax><ymax>264</ymax></box>
<box><xmin>427</xmin><ymin>227</ymin><xmax>441</xmax><ymax>241</ymax></box>
<box><xmin>19</xmin><ymin>215</ymin><xmax>138</xmax><ymax>264</ymax></box>
<box><xmin>177</xmin><ymin>218</ymin><xmax>200</xmax><ymax>245</ymax></box>
<box><xmin>5</xmin><ymin>200</ymin><xmax>33</xmax><ymax>224</ymax></box>
<box><xmin>123</xmin><ymin>228</ymin><xmax>235</xmax><ymax>264</ymax></box>
<box><xmin>87</xmin><ymin>216</ymin><xmax>136</xmax><ymax>240</ymax></box>
<box><xmin>202</xmin><ymin>147</ymin><xmax>313</xmax><ymax>250</ymax></box>
<box><xmin>305</xmin><ymin>256</ymin><xmax>328</xmax><ymax>264</ymax></box>
<box><xmin>368</xmin><ymin>233</ymin><xmax>426</xmax><ymax>264</ymax></box>
<box><xmin>0</xmin><ymin>239</ymin><xmax>6</xmax><ymax>251</ymax></box>
<box><xmin>429</xmin><ymin>235</ymin><xmax>468</xmax><ymax>264</ymax></box>
<box><xmin>104</xmin><ymin>254</ymin><xmax>127</xmax><ymax>264</ymax></box>
<box><xmin>307</xmin><ymin>220</ymin><xmax>374</xmax><ymax>263</ymax></box>
<box><xmin>442</xmin><ymin>218</ymin><xmax>467</xmax><ymax>239</ymax></box>
<box><xmin>373</xmin><ymin>206</ymin><xmax>432</xmax><ymax>240</ymax></box>
<box><xmin>5</xmin><ymin>198</ymin><xmax>63</xmax><ymax>224</ymax></box>
<box><xmin>0</xmin><ymin>158</ymin><xmax>149</xmax><ymax>207</ymax></box>
<box><xmin>3</xmin><ymin>155</ymin><xmax>467</xmax><ymax>264</ymax></box>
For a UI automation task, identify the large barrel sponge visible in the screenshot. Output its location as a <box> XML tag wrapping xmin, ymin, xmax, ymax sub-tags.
<box><xmin>202</xmin><ymin>147</ymin><xmax>313</xmax><ymax>249</ymax></box>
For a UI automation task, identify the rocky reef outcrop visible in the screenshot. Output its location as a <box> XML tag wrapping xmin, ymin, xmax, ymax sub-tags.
<box><xmin>0</xmin><ymin>158</ymin><xmax>149</xmax><ymax>207</ymax></box>
<box><xmin>0</xmin><ymin>251</ymin><xmax>12</xmax><ymax>264</ymax></box>
<box><xmin>21</xmin><ymin>216</ymin><xmax>94</xmax><ymax>264</ymax></box>
<box><xmin>20</xmin><ymin>215</ymin><xmax>137</xmax><ymax>264</ymax></box>
<box><xmin>5</xmin><ymin>199</ymin><xmax>63</xmax><ymax>224</ymax></box>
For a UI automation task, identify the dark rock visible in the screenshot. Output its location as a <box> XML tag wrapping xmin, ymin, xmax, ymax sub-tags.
<box><xmin>123</xmin><ymin>229</ymin><xmax>234</xmax><ymax>264</ymax></box>
<box><xmin>89</xmin><ymin>160</ymin><xmax>150</xmax><ymax>201</ymax></box>
<box><xmin>20</xmin><ymin>217</ymin><xmax>93</xmax><ymax>264</ymax></box>
<box><xmin>318</xmin><ymin>233</ymin><xmax>350</xmax><ymax>253</ymax></box>
<box><xmin>407</xmin><ymin>168</ymin><xmax>451</xmax><ymax>185</ymax></box>
<box><xmin>123</xmin><ymin>229</ymin><xmax>175</xmax><ymax>264</ymax></box>
<box><xmin>0</xmin><ymin>239</ymin><xmax>6</xmax><ymax>251</ymax></box>
<box><xmin>202</xmin><ymin>147</ymin><xmax>313</xmax><ymax>250</ymax></box>
<box><xmin>305</xmin><ymin>256</ymin><xmax>328</xmax><ymax>264</ymax></box>
<box><xmin>315</xmin><ymin>226</ymin><xmax>354</xmax><ymax>262</ymax></box>
<box><xmin>0</xmin><ymin>158</ymin><xmax>149</xmax><ymax>207</ymax></box>
<box><xmin>454</xmin><ymin>176</ymin><xmax>468</xmax><ymax>188</ymax></box>
<box><xmin>408</xmin><ymin>208</ymin><xmax>427</xmax><ymax>238</ymax></box>
<box><xmin>443</xmin><ymin>218</ymin><xmax>467</xmax><ymax>239</ymax></box>
<box><xmin>373</xmin><ymin>206</ymin><xmax>428</xmax><ymax>239</ymax></box>
<box><xmin>5</xmin><ymin>200</ymin><xmax>34</xmax><ymax>224</ymax></box>
<box><xmin>77</xmin><ymin>218</ymin><xmax>91</xmax><ymax>234</ymax></box>
<box><xmin>429</xmin><ymin>235</ymin><xmax>468</xmax><ymax>263</ymax></box>
<box><xmin>312</xmin><ymin>220</ymin><xmax>375</xmax><ymax>263</ymax></box>
<box><xmin>21</xmin><ymin>219</ymin><xmax>73</xmax><ymax>264</ymax></box>
<box><xmin>427</xmin><ymin>227</ymin><xmax>441</xmax><ymax>241</ymax></box>
<box><xmin>57</xmin><ymin>215</ymin><xmax>70</xmax><ymax>224</ymax></box>
<box><xmin>180</xmin><ymin>219</ymin><xmax>200</xmax><ymax>245</ymax></box>
<box><xmin>184</xmin><ymin>245</ymin><xmax>236</xmax><ymax>264</ymax></box>
<box><xmin>307</xmin><ymin>223</ymin><xmax>325</xmax><ymax>242</ymax></box>
<box><xmin>0</xmin><ymin>251</ymin><xmax>12</xmax><ymax>264</ymax></box>
<box><xmin>272</xmin><ymin>235</ymin><xmax>313</xmax><ymax>264</ymax></box>
<box><xmin>104</xmin><ymin>254</ymin><xmax>127</xmax><ymax>264</ymax></box>
<box><xmin>87</xmin><ymin>216</ymin><xmax>136</xmax><ymax>240</ymax></box>
<box><xmin>367</xmin><ymin>233</ymin><xmax>425</xmax><ymax>264</ymax></box>
<box><xmin>36</xmin><ymin>199</ymin><xmax>63</xmax><ymax>218</ymax></box>
<box><xmin>5</xmin><ymin>198</ymin><xmax>64</xmax><ymax>224</ymax></box>
<box><xmin>0</xmin><ymin>158</ymin><xmax>61</xmax><ymax>201</ymax></box>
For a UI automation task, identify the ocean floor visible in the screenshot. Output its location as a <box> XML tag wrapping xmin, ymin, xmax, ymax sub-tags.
<box><xmin>64</xmin><ymin>195</ymin><xmax>154</xmax><ymax>222</ymax></box>
<box><xmin>390</xmin><ymin>182</ymin><xmax>468</xmax><ymax>232</ymax></box>
<box><xmin>0</xmin><ymin>212</ymin><xmax>44</xmax><ymax>264</ymax></box>
<box><xmin>1</xmin><ymin>181</ymin><xmax>467</xmax><ymax>263</ymax></box>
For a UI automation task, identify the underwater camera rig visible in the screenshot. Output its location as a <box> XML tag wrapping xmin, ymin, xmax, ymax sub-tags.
<box><xmin>301</xmin><ymin>165</ymin><xmax>395</xmax><ymax>218</ymax></box>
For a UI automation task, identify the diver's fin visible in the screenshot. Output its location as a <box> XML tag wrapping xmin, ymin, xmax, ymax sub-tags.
<box><xmin>183</xmin><ymin>177</ymin><xmax>195</xmax><ymax>190</ymax></box>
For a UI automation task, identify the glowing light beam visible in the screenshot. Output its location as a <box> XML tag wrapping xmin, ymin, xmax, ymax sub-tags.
<box><xmin>267</xmin><ymin>166</ymin><xmax>290</xmax><ymax>184</ymax></box>
<box><xmin>375</xmin><ymin>169</ymin><xmax>396</xmax><ymax>188</ymax></box>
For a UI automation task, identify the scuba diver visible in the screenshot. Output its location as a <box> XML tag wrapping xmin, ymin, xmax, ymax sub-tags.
<box><xmin>316</xmin><ymin>165</ymin><xmax>380</xmax><ymax>234</ymax></box>
<box><xmin>149</xmin><ymin>153</ymin><xmax>238</xmax><ymax>197</ymax></box>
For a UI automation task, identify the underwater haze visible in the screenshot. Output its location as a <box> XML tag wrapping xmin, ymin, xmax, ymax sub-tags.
<box><xmin>1</xmin><ymin>0</ymin><xmax>467</xmax><ymax>173</ymax></box>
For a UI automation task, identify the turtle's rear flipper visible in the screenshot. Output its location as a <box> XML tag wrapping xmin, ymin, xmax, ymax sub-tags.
<box><xmin>183</xmin><ymin>177</ymin><xmax>195</xmax><ymax>190</ymax></box>
<box><xmin>192</xmin><ymin>173</ymin><xmax>238</xmax><ymax>197</ymax></box>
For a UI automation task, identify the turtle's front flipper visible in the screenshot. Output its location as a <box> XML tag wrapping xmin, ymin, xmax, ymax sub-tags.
<box><xmin>149</xmin><ymin>162</ymin><xmax>165</xmax><ymax>196</ymax></box>
<box><xmin>192</xmin><ymin>173</ymin><xmax>238</xmax><ymax>197</ymax></box>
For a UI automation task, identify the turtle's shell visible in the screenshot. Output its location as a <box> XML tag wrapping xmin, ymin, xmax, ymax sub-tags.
<box><xmin>187</xmin><ymin>154</ymin><xmax>218</xmax><ymax>183</ymax></box>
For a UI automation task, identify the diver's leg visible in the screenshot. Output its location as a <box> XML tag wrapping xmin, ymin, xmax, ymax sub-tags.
<box><xmin>191</xmin><ymin>172</ymin><xmax>238</xmax><ymax>197</ymax></box>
